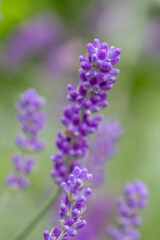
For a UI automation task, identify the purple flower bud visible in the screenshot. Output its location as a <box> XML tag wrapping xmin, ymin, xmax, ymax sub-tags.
<box><xmin>43</xmin><ymin>230</ymin><xmax>51</xmax><ymax>240</ymax></box>
<box><xmin>75</xmin><ymin>179</ymin><xmax>83</xmax><ymax>188</ymax></box>
<box><xmin>101</xmin><ymin>42</ymin><xmax>108</xmax><ymax>51</ymax></box>
<box><xmin>75</xmin><ymin>195</ymin><xmax>87</xmax><ymax>204</ymax></box>
<box><xmin>67</xmin><ymin>84</ymin><xmax>75</xmax><ymax>92</ymax></box>
<box><xmin>67</xmin><ymin>229</ymin><xmax>77</xmax><ymax>236</ymax></box>
<box><xmin>79</xmin><ymin>55</ymin><xmax>87</xmax><ymax>62</ymax></box>
<box><xmin>81</xmin><ymin>62</ymin><xmax>91</xmax><ymax>70</ymax></box>
<box><xmin>100</xmin><ymin>61</ymin><xmax>112</xmax><ymax>72</ymax></box>
<box><xmin>71</xmin><ymin>209</ymin><xmax>80</xmax><ymax>218</ymax></box>
<box><xmin>74</xmin><ymin>219</ymin><xmax>86</xmax><ymax>229</ymax></box>
<box><xmin>87</xmin><ymin>43</ymin><xmax>95</xmax><ymax>55</ymax></box>
<box><xmin>84</xmin><ymin>188</ymin><xmax>92</xmax><ymax>196</ymax></box>
<box><xmin>93</xmin><ymin>38</ymin><xmax>101</xmax><ymax>48</ymax></box>
<box><xmin>98</xmin><ymin>49</ymin><xmax>107</xmax><ymax>60</ymax></box>
<box><xmin>61</xmin><ymin>182</ymin><xmax>69</xmax><ymax>195</ymax></box>
<box><xmin>60</xmin><ymin>203</ymin><xmax>68</xmax><ymax>215</ymax></box>
<box><xmin>111</xmin><ymin>56</ymin><xmax>120</xmax><ymax>66</ymax></box>
<box><xmin>73</xmin><ymin>166</ymin><xmax>81</xmax><ymax>177</ymax></box>
<box><xmin>69</xmin><ymin>174</ymin><xmax>75</xmax><ymax>183</ymax></box>
<box><xmin>12</xmin><ymin>154</ymin><xmax>23</xmax><ymax>172</ymax></box>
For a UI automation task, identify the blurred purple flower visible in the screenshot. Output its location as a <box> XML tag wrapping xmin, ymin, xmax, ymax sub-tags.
<box><xmin>45</xmin><ymin>38</ymin><xmax>84</xmax><ymax>76</ymax></box>
<box><xmin>87</xmin><ymin>119</ymin><xmax>122</xmax><ymax>186</ymax></box>
<box><xmin>6</xmin><ymin>88</ymin><xmax>46</xmax><ymax>191</ymax></box>
<box><xmin>142</xmin><ymin>16</ymin><xmax>160</xmax><ymax>59</ymax></box>
<box><xmin>86</xmin><ymin>1</ymin><xmax>134</xmax><ymax>37</ymax></box>
<box><xmin>2</xmin><ymin>14</ymin><xmax>63</xmax><ymax>69</ymax></box>
<box><xmin>15</xmin><ymin>88</ymin><xmax>46</xmax><ymax>152</ymax></box>
<box><xmin>11</xmin><ymin>154</ymin><xmax>35</xmax><ymax>174</ymax></box>
<box><xmin>107</xmin><ymin>181</ymin><xmax>148</xmax><ymax>240</ymax></box>
<box><xmin>76</xmin><ymin>194</ymin><xmax>115</xmax><ymax>240</ymax></box>
<box><xmin>6</xmin><ymin>174</ymin><xmax>29</xmax><ymax>191</ymax></box>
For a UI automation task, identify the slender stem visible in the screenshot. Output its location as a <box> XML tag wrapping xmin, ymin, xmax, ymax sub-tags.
<box><xmin>11</xmin><ymin>186</ymin><xmax>61</xmax><ymax>240</ymax></box>
<box><xmin>0</xmin><ymin>190</ymin><xmax>13</xmax><ymax>214</ymax></box>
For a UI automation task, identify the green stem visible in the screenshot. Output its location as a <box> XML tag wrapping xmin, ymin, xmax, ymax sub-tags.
<box><xmin>11</xmin><ymin>186</ymin><xmax>61</xmax><ymax>240</ymax></box>
<box><xmin>0</xmin><ymin>190</ymin><xmax>13</xmax><ymax>214</ymax></box>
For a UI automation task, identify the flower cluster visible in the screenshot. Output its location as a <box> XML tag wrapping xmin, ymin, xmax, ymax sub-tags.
<box><xmin>107</xmin><ymin>181</ymin><xmax>148</xmax><ymax>240</ymax></box>
<box><xmin>43</xmin><ymin>166</ymin><xmax>92</xmax><ymax>240</ymax></box>
<box><xmin>51</xmin><ymin>39</ymin><xmax>121</xmax><ymax>184</ymax></box>
<box><xmin>6</xmin><ymin>89</ymin><xmax>46</xmax><ymax>191</ymax></box>
<box><xmin>79</xmin><ymin>38</ymin><xmax>121</xmax><ymax>92</ymax></box>
<box><xmin>87</xmin><ymin>119</ymin><xmax>122</xmax><ymax>186</ymax></box>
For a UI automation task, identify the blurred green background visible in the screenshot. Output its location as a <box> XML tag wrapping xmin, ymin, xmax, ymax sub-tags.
<box><xmin>0</xmin><ymin>0</ymin><xmax>160</xmax><ymax>239</ymax></box>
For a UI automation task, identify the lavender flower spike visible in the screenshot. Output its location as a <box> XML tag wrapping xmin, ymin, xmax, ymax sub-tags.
<box><xmin>15</xmin><ymin>88</ymin><xmax>46</xmax><ymax>152</ymax></box>
<box><xmin>6</xmin><ymin>89</ymin><xmax>46</xmax><ymax>191</ymax></box>
<box><xmin>107</xmin><ymin>181</ymin><xmax>148</xmax><ymax>240</ymax></box>
<box><xmin>51</xmin><ymin>39</ymin><xmax>121</xmax><ymax>184</ymax></box>
<box><xmin>43</xmin><ymin>166</ymin><xmax>92</xmax><ymax>240</ymax></box>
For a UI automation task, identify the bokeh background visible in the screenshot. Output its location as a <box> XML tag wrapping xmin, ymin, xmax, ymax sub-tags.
<box><xmin>0</xmin><ymin>0</ymin><xmax>160</xmax><ymax>239</ymax></box>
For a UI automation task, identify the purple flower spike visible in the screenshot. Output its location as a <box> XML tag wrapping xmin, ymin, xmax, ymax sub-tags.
<box><xmin>107</xmin><ymin>181</ymin><xmax>148</xmax><ymax>240</ymax></box>
<box><xmin>16</xmin><ymin>88</ymin><xmax>46</xmax><ymax>153</ymax></box>
<box><xmin>51</xmin><ymin>39</ymin><xmax>121</xmax><ymax>184</ymax></box>
<box><xmin>43</xmin><ymin>167</ymin><xmax>92</xmax><ymax>240</ymax></box>
<box><xmin>6</xmin><ymin>89</ymin><xmax>46</xmax><ymax>192</ymax></box>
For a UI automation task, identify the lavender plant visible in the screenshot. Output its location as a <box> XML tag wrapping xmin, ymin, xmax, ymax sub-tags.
<box><xmin>6</xmin><ymin>88</ymin><xmax>46</xmax><ymax>191</ymax></box>
<box><xmin>107</xmin><ymin>181</ymin><xmax>148</xmax><ymax>240</ymax></box>
<box><xmin>1</xmin><ymin>38</ymin><xmax>148</xmax><ymax>240</ymax></box>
